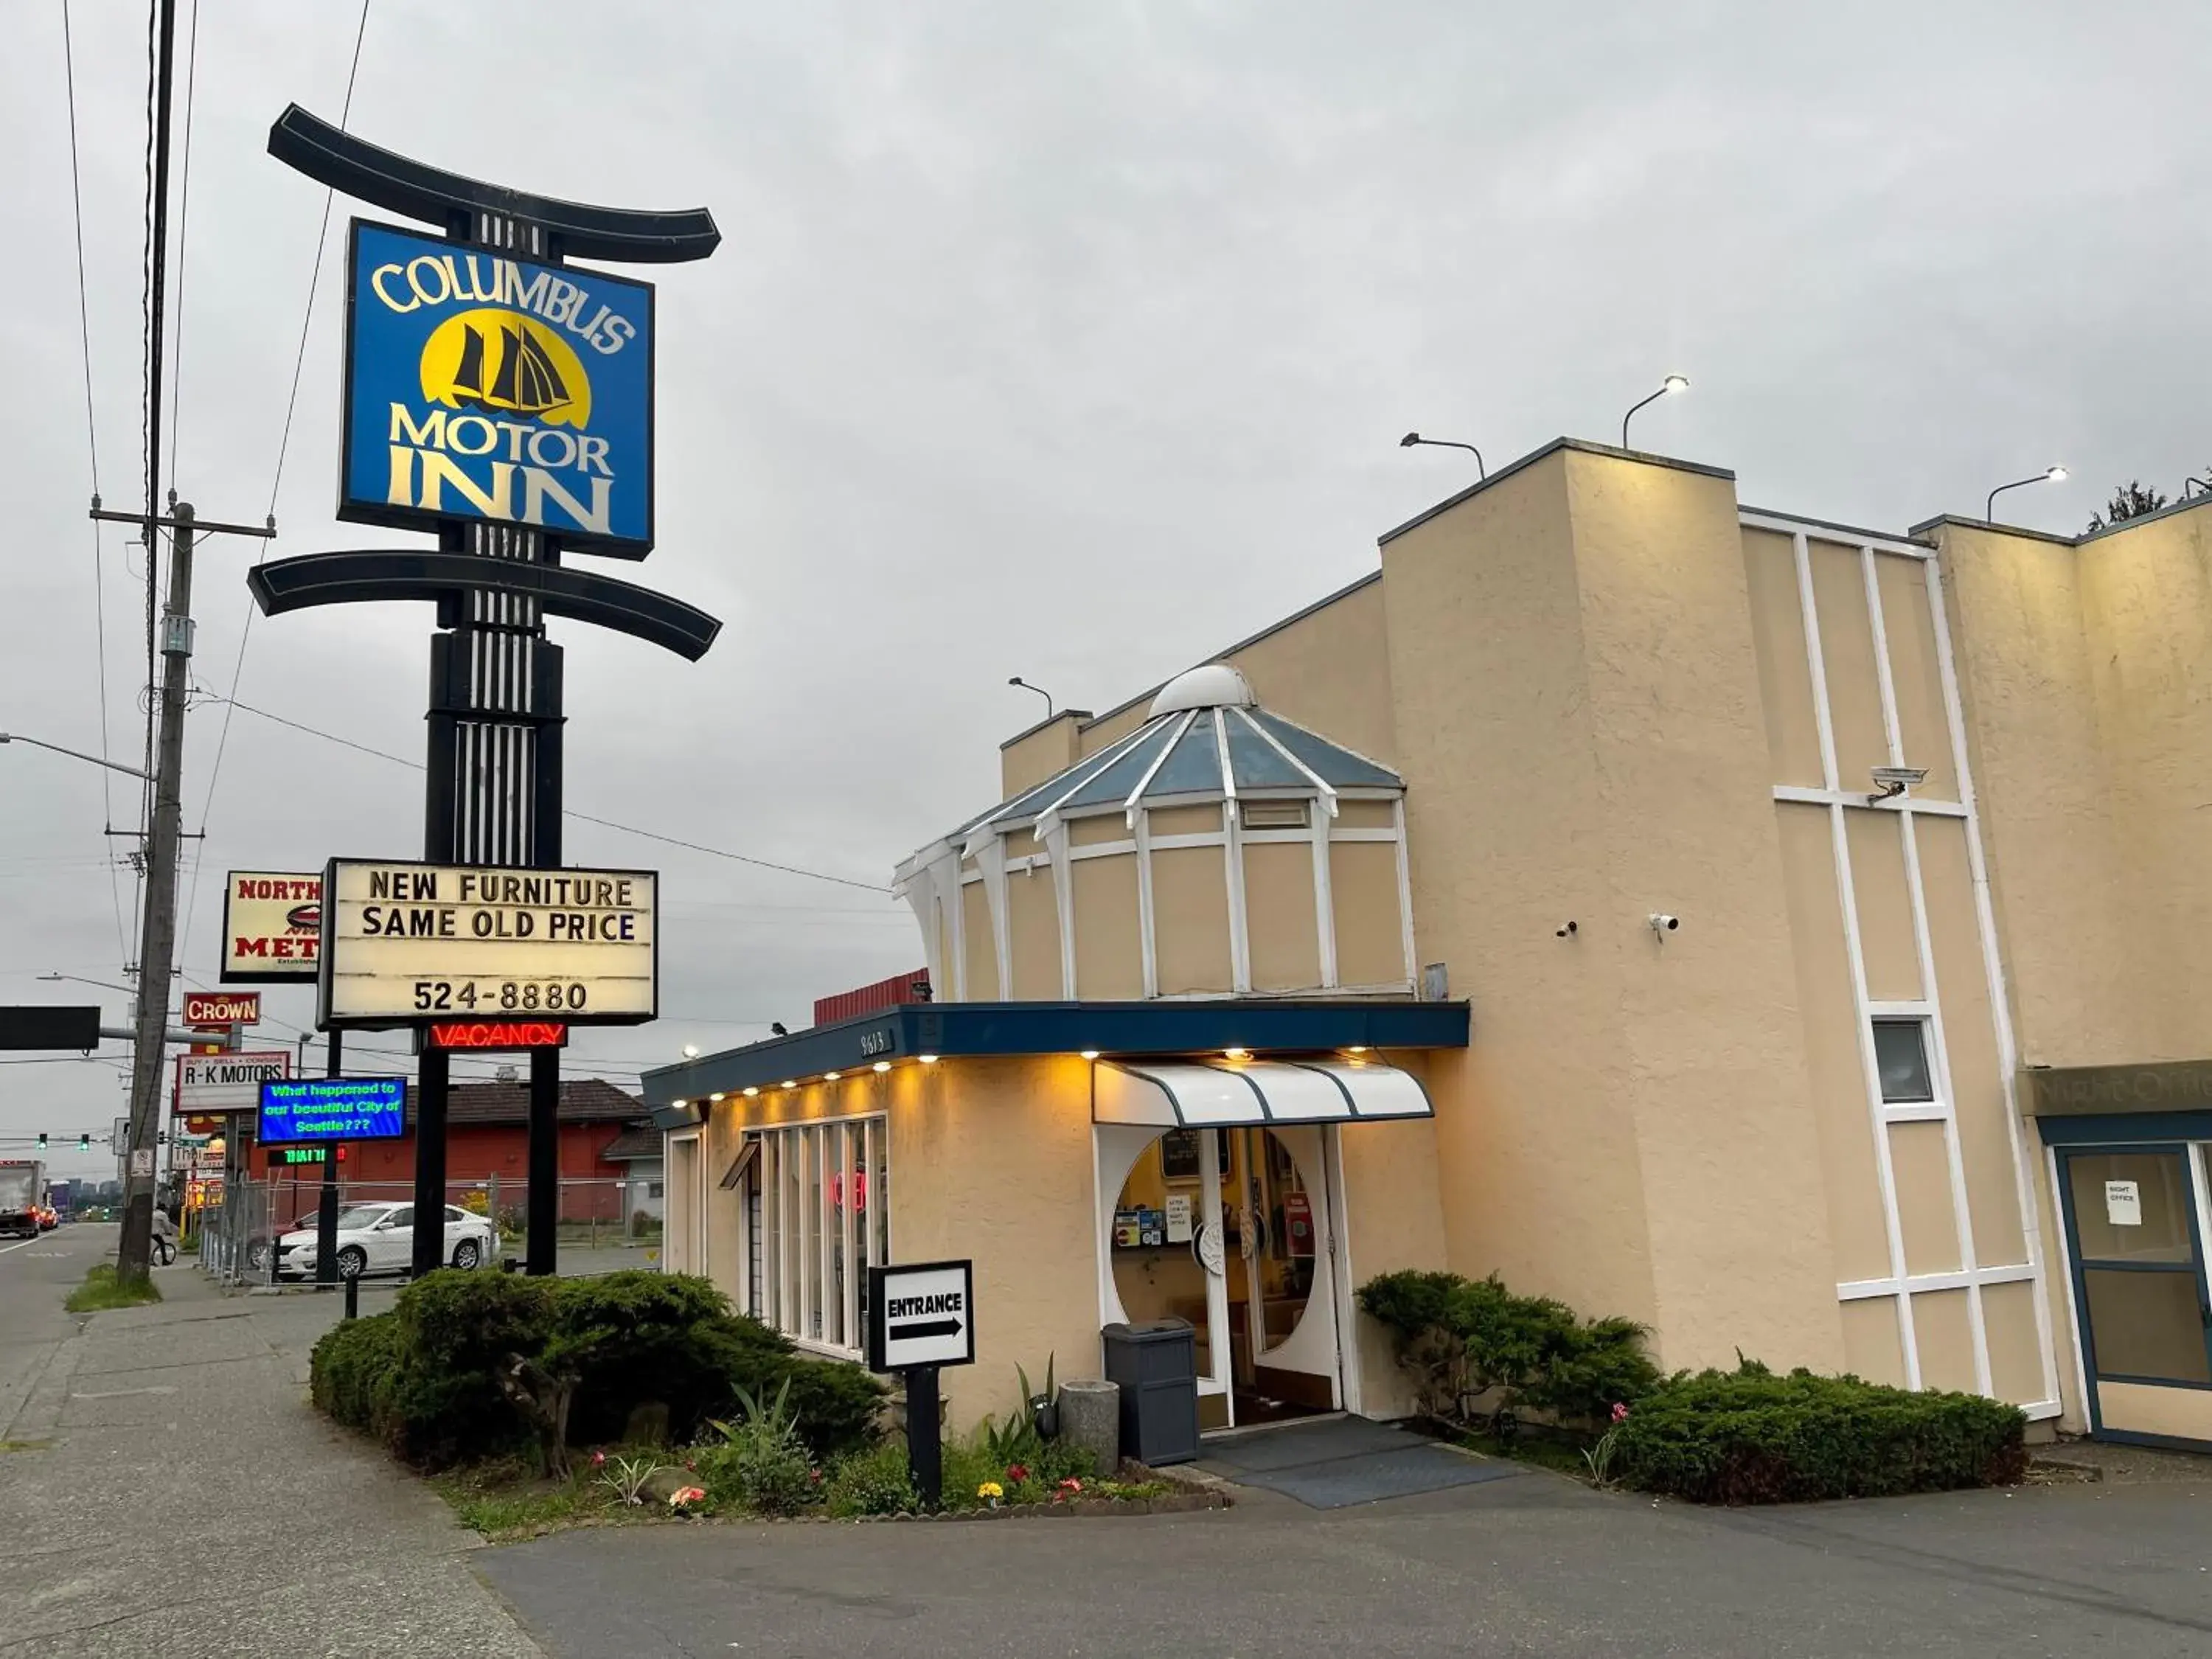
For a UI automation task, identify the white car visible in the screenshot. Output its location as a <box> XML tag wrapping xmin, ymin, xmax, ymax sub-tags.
<box><xmin>278</xmin><ymin>1201</ymin><xmax>498</xmax><ymax>1280</ymax></box>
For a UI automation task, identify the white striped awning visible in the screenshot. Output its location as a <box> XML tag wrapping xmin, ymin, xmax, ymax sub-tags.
<box><xmin>1092</xmin><ymin>1060</ymin><xmax>1433</xmax><ymax>1127</ymax></box>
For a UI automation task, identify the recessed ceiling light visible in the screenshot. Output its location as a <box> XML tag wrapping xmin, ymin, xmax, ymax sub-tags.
<box><xmin>824</xmin><ymin>1071</ymin><xmax>841</xmax><ymax>1082</ymax></box>
<box><xmin>709</xmin><ymin>1093</ymin><xmax>724</xmax><ymax>1102</ymax></box>
<box><xmin>1224</xmin><ymin>1047</ymin><xmax>1250</xmax><ymax>1060</ymax></box>
<box><xmin>1079</xmin><ymin>1049</ymin><xmax>1100</xmax><ymax>1060</ymax></box>
<box><xmin>872</xmin><ymin>1060</ymin><xmax>891</xmax><ymax>1073</ymax></box>
<box><xmin>742</xmin><ymin>1086</ymin><xmax>759</xmax><ymax>1098</ymax></box>
<box><xmin>918</xmin><ymin>1054</ymin><xmax>939</xmax><ymax>1064</ymax></box>
<box><xmin>781</xmin><ymin>1079</ymin><xmax>798</xmax><ymax>1090</ymax></box>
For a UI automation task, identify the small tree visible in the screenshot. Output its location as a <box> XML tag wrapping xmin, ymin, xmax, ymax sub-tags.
<box><xmin>2086</xmin><ymin>480</ymin><xmax>2166</xmax><ymax>532</ymax></box>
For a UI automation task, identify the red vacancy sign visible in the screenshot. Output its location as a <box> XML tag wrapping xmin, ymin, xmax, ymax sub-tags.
<box><xmin>425</xmin><ymin>1020</ymin><xmax>570</xmax><ymax>1051</ymax></box>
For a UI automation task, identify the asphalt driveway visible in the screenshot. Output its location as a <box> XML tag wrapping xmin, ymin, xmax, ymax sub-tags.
<box><xmin>479</xmin><ymin>1458</ymin><xmax>2212</xmax><ymax>1658</ymax></box>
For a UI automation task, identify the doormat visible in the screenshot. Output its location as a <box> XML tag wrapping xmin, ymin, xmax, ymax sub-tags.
<box><xmin>1196</xmin><ymin>1417</ymin><xmax>1520</xmax><ymax>1509</ymax></box>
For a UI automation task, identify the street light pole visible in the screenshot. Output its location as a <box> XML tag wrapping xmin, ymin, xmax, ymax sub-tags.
<box><xmin>116</xmin><ymin>503</ymin><xmax>196</xmax><ymax>1288</ymax></box>
<box><xmin>0</xmin><ymin>734</ymin><xmax>151</xmax><ymax>779</ymax></box>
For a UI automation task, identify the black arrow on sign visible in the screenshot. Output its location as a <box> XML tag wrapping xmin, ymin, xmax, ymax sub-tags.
<box><xmin>891</xmin><ymin>1318</ymin><xmax>963</xmax><ymax>1340</ymax></box>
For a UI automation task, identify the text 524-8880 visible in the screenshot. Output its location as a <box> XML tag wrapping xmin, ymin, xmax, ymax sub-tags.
<box><xmin>412</xmin><ymin>980</ymin><xmax>589</xmax><ymax>1012</ymax></box>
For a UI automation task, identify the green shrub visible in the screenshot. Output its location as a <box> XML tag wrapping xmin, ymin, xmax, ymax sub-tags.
<box><xmin>1356</xmin><ymin>1270</ymin><xmax>1658</xmax><ymax>1426</ymax></box>
<box><xmin>307</xmin><ymin>1268</ymin><xmax>884</xmax><ymax>1473</ymax></box>
<box><xmin>310</xmin><ymin>1312</ymin><xmax>403</xmax><ymax>1430</ymax></box>
<box><xmin>824</xmin><ymin>1439</ymin><xmax>919</xmax><ymax>1517</ymax></box>
<box><xmin>698</xmin><ymin>1380</ymin><xmax>816</xmax><ymax>1516</ymax></box>
<box><xmin>1611</xmin><ymin>1363</ymin><xmax>2028</xmax><ymax>1504</ymax></box>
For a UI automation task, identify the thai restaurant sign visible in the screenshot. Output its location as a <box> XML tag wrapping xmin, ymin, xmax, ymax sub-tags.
<box><xmin>319</xmin><ymin>859</ymin><xmax>656</xmax><ymax>1029</ymax></box>
<box><xmin>341</xmin><ymin>220</ymin><xmax>657</xmax><ymax>554</ymax></box>
<box><xmin>222</xmin><ymin>872</ymin><xmax>321</xmax><ymax>983</ymax></box>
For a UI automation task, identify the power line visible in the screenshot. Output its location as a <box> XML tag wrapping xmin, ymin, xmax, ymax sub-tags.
<box><xmin>206</xmin><ymin>695</ymin><xmax>894</xmax><ymax>894</ymax></box>
<box><xmin>163</xmin><ymin>0</ymin><xmax>199</xmax><ymax>493</ymax></box>
<box><xmin>188</xmin><ymin>0</ymin><xmax>372</xmax><ymax>967</ymax></box>
<box><xmin>60</xmin><ymin>0</ymin><xmax>130</xmax><ymax>968</ymax></box>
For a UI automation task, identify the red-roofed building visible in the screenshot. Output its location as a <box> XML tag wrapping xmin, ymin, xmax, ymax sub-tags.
<box><xmin>248</xmin><ymin>1077</ymin><xmax>650</xmax><ymax>1222</ymax></box>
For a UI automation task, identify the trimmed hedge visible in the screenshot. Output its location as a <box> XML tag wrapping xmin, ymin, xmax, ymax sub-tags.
<box><xmin>1612</xmin><ymin>1363</ymin><xmax>2028</xmax><ymax>1504</ymax></box>
<box><xmin>309</xmin><ymin>1268</ymin><xmax>885</xmax><ymax>1470</ymax></box>
<box><xmin>1357</xmin><ymin>1270</ymin><xmax>1658</xmax><ymax>1426</ymax></box>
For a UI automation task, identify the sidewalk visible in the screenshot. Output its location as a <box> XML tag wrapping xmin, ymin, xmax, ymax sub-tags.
<box><xmin>0</xmin><ymin>1265</ymin><xmax>541</xmax><ymax>1659</ymax></box>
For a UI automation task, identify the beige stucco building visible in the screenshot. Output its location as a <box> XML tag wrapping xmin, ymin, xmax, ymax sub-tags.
<box><xmin>650</xmin><ymin>437</ymin><xmax>2212</xmax><ymax>1452</ymax></box>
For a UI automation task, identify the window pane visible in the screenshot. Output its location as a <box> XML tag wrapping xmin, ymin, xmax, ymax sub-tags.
<box><xmin>2081</xmin><ymin>1267</ymin><xmax>2212</xmax><ymax>1384</ymax></box>
<box><xmin>2067</xmin><ymin>1152</ymin><xmax>2196</xmax><ymax>1264</ymax></box>
<box><xmin>1871</xmin><ymin>1020</ymin><xmax>1933</xmax><ymax>1102</ymax></box>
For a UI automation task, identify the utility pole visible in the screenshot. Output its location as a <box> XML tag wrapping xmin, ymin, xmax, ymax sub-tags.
<box><xmin>116</xmin><ymin>501</ymin><xmax>194</xmax><ymax>1286</ymax></box>
<box><xmin>100</xmin><ymin>500</ymin><xmax>274</xmax><ymax>1288</ymax></box>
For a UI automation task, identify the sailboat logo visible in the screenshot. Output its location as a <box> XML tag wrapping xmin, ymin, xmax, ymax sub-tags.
<box><xmin>417</xmin><ymin>307</ymin><xmax>594</xmax><ymax>429</ymax></box>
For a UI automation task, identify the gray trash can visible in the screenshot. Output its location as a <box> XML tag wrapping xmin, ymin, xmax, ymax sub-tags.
<box><xmin>1100</xmin><ymin>1318</ymin><xmax>1200</xmax><ymax>1466</ymax></box>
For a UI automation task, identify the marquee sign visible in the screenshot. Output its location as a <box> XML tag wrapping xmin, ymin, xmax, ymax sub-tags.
<box><xmin>222</xmin><ymin>872</ymin><xmax>321</xmax><ymax>983</ymax></box>
<box><xmin>341</xmin><ymin>220</ymin><xmax>655</xmax><ymax>554</ymax></box>
<box><xmin>320</xmin><ymin>858</ymin><xmax>656</xmax><ymax>1029</ymax></box>
<box><xmin>175</xmin><ymin>1050</ymin><xmax>293</xmax><ymax>1115</ymax></box>
<box><xmin>258</xmin><ymin>1077</ymin><xmax>407</xmax><ymax>1144</ymax></box>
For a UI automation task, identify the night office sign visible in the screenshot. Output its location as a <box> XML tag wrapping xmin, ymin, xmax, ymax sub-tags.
<box><xmin>320</xmin><ymin>859</ymin><xmax>656</xmax><ymax>1029</ymax></box>
<box><xmin>341</xmin><ymin>220</ymin><xmax>655</xmax><ymax>553</ymax></box>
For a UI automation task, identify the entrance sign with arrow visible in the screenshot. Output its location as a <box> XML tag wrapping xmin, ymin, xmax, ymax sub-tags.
<box><xmin>866</xmin><ymin>1259</ymin><xmax>975</xmax><ymax>1511</ymax></box>
<box><xmin>867</xmin><ymin>1260</ymin><xmax>976</xmax><ymax>1370</ymax></box>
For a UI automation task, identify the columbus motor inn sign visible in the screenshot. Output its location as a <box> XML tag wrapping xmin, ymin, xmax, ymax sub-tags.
<box><xmin>341</xmin><ymin>221</ymin><xmax>655</xmax><ymax>553</ymax></box>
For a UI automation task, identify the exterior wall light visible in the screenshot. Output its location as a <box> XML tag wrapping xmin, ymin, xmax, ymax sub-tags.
<box><xmin>1986</xmin><ymin>466</ymin><xmax>2068</xmax><ymax>523</ymax></box>
<box><xmin>1224</xmin><ymin>1047</ymin><xmax>1251</xmax><ymax>1060</ymax></box>
<box><xmin>824</xmin><ymin>1071</ymin><xmax>842</xmax><ymax>1082</ymax></box>
<box><xmin>918</xmin><ymin>1054</ymin><xmax>939</xmax><ymax>1064</ymax></box>
<box><xmin>781</xmin><ymin>1079</ymin><xmax>798</xmax><ymax>1089</ymax></box>
<box><xmin>1621</xmin><ymin>375</ymin><xmax>1689</xmax><ymax>448</ymax></box>
<box><xmin>709</xmin><ymin>1092</ymin><xmax>724</xmax><ymax>1102</ymax></box>
<box><xmin>681</xmin><ymin>1044</ymin><xmax>701</xmax><ymax>1060</ymax></box>
<box><xmin>872</xmin><ymin>1060</ymin><xmax>891</xmax><ymax>1073</ymax></box>
<box><xmin>1079</xmin><ymin>1049</ymin><xmax>1101</xmax><ymax>1060</ymax></box>
<box><xmin>742</xmin><ymin>1086</ymin><xmax>760</xmax><ymax>1097</ymax></box>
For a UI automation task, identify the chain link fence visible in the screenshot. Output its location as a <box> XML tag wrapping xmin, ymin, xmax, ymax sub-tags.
<box><xmin>190</xmin><ymin>1175</ymin><xmax>661</xmax><ymax>1286</ymax></box>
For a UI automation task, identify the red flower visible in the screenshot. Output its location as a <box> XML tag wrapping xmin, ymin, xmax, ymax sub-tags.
<box><xmin>1610</xmin><ymin>1402</ymin><xmax>1631</xmax><ymax>1425</ymax></box>
<box><xmin>810</xmin><ymin>1468</ymin><xmax>824</xmax><ymax>1484</ymax></box>
<box><xmin>590</xmin><ymin>1450</ymin><xmax>606</xmax><ymax>1467</ymax></box>
<box><xmin>1058</xmin><ymin>1477</ymin><xmax>1083</xmax><ymax>1493</ymax></box>
<box><xmin>1006</xmin><ymin>1464</ymin><xmax>1029</xmax><ymax>1484</ymax></box>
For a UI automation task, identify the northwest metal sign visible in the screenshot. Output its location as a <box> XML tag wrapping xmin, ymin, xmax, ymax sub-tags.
<box><xmin>175</xmin><ymin>1051</ymin><xmax>293</xmax><ymax>1115</ymax></box>
<box><xmin>865</xmin><ymin>1260</ymin><xmax>976</xmax><ymax>1373</ymax></box>
<box><xmin>341</xmin><ymin>220</ymin><xmax>655</xmax><ymax>554</ymax></box>
<box><xmin>183</xmin><ymin>991</ymin><xmax>262</xmax><ymax>1029</ymax></box>
<box><xmin>221</xmin><ymin>872</ymin><xmax>321</xmax><ymax>983</ymax></box>
<box><xmin>320</xmin><ymin>859</ymin><xmax>656</xmax><ymax>1029</ymax></box>
<box><xmin>258</xmin><ymin>1077</ymin><xmax>407</xmax><ymax>1144</ymax></box>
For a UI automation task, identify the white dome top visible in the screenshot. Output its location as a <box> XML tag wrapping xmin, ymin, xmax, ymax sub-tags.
<box><xmin>1149</xmin><ymin>663</ymin><xmax>1256</xmax><ymax>717</ymax></box>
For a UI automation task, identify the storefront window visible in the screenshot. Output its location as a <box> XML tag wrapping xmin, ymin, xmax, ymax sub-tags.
<box><xmin>746</xmin><ymin>1116</ymin><xmax>886</xmax><ymax>1361</ymax></box>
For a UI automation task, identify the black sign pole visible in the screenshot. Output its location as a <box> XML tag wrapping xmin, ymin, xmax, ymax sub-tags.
<box><xmin>526</xmin><ymin>1043</ymin><xmax>559</xmax><ymax>1275</ymax></box>
<box><xmin>315</xmin><ymin>1029</ymin><xmax>343</xmax><ymax>1284</ymax></box>
<box><xmin>906</xmin><ymin>1366</ymin><xmax>942</xmax><ymax>1511</ymax></box>
<box><xmin>411</xmin><ymin>1048</ymin><xmax>449</xmax><ymax>1279</ymax></box>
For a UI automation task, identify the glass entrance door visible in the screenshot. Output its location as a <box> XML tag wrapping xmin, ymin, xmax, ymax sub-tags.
<box><xmin>2058</xmin><ymin>1146</ymin><xmax>2212</xmax><ymax>1447</ymax></box>
<box><xmin>1102</xmin><ymin>1123</ymin><xmax>1343</xmax><ymax>1432</ymax></box>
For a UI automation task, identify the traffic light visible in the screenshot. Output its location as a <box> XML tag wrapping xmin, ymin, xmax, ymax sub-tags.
<box><xmin>77</xmin><ymin>1134</ymin><xmax>91</xmax><ymax>1152</ymax></box>
<box><xmin>35</xmin><ymin>1133</ymin><xmax>46</xmax><ymax>1150</ymax></box>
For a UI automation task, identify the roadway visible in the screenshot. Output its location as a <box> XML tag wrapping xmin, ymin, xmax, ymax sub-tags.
<box><xmin>0</xmin><ymin>1220</ymin><xmax>123</xmax><ymax>1436</ymax></box>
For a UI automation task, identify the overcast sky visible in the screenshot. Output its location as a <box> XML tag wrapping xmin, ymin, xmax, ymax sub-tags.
<box><xmin>6</xmin><ymin>1</ymin><xmax>2210</xmax><ymax>1177</ymax></box>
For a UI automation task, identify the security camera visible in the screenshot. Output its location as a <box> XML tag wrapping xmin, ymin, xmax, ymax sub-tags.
<box><xmin>1555</xmin><ymin>920</ymin><xmax>1577</xmax><ymax>938</ymax></box>
<box><xmin>1869</xmin><ymin>765</ymin><xmax>1929</xmax><ymax>803</ymax></box>
<box><xmin>1649</xmin><ymin>913</ymin><xmax>1680</xmax><ymax>935</ymax></box>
